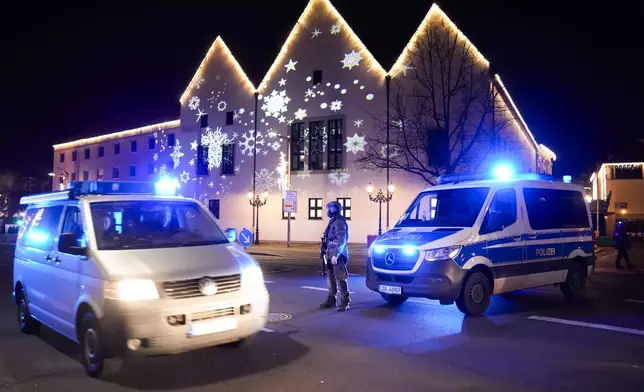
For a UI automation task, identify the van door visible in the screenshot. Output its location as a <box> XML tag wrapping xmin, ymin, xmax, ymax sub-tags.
<box><xmin>49</xmin><ymin>205</ymin><xmax>85</xmax><ymax>338</ymax></box>
<box><xmin>478</xmin><ymin>188</ymin><xmax>525</xmax><ymax>293</ymax></box>
<box><xmin>522</xmin><ymin>188</ymin><xmax>565</xmax><ymax>287</ymax></box>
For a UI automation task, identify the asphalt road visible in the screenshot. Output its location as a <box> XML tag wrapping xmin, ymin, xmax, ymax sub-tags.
<box><xmin>1</xmin><ymin>245</ymin><xmax>643</xmax><ymax>391</ymax></box>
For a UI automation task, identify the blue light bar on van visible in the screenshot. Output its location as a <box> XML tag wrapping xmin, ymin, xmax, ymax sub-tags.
<box><xmin>70</xmin><ymin>181</ymin><xmax>155</xmax><ymax>196</ymax></box>
<box><xmin>438</xmin><ymin>172</ymin><xmax>556</xmax><ymax>184</ymax></box>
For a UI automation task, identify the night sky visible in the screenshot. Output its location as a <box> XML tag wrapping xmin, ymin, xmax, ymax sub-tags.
<box><xmin>1</xmin><ymin>0</ymin><xmax>640</xmax><ymax>179</ymax></box>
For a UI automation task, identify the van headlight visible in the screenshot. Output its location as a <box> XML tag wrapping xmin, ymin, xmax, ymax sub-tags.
<box><xmin>424</xmin><ymin>246</ymin><xmax>461</xmax><ymax>262</ymax></box>
<box><xmin>242</xmin><ymin>264</ymin><xmax>264</xmax><ymax>288</ymax></box>
<box><xmin>105</xmin><ymin>279</ymin><xmax>159</xmax><ymax>301</ymax></box>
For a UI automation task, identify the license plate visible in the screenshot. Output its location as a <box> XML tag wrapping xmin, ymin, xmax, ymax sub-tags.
<box><xmin>379</xmin><ymin>284</ymin><xmax>402</xmax><ymax>295</ymax></box>
<box><xmin>188</xmin><ymin>317</ymin><xmax>238</xmax><ymax>337</ymax></box>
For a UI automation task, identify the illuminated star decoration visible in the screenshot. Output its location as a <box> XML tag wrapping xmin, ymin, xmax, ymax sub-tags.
<box><xmin>190</xmin><ymin>140</ymin><xmax>198</xmax><ymax>151</ymax></box>
<box><xmin>278</xmin><ymin>78</ymin><xmax>287</xmax><ymax>86</ymax></box>
<box><xmin>196</xmin><ymin>109</ymin><xmax>206</xmax><ymax>122</ymax></box>
<box><xmin>341</xmin><ymin>50</ymin><xmax>363</xmax><ymax>70</ymax></box>
<box><xmin>188</xmin><ymin>96</ymin><xmax>200</xmax><ymax>110</ymax></box>
<box><xmin>330</xmin><ymin>24</ymin><xmax>341</xmax><ymax>35</ymax></box>
<box><xmin>170</xmin><ymin>140</ymin><xmax>185</xmax><ymax>169</ymax></box>
<box><xmin>179</xmin><ymin>170</ymin><xmax>190</xmax><ymax>184</ymax></box>
<box><xmin>344</xmin><ymin>133</ymin><xmax>367</xmax><ymax>155</ymax></box>
<box><xmin>354</xmin><ymin>119</ymin><xmax>364</xmax><ymax>128</ymax></box>
<box><xmin>189</xmin><ymin>158</ymin><xmax>195</xmax><ymax>166</ymax></box>
<box><xmin>278</xmin><ymin>115</ymin><xmax>286</xmax><ymax>124</ymax></box>
<box><xmin>208</xmin><ymin>181</ymin><xmax>215</xmax><ymax>188</ymax></box>
<box><xmin>284</xmin><ymin>59</ymin><xmax>298</xmax><ymax>73</ymax></box>
<box><xmin>311</xmin><ymin>28</ymin><xmax>322</xmax><ymax>39</ymax></box>
<box><xmin>294</xmin><ymin>108</ymin><xmax>308</xmax><ymax>120</ymax></box>
<box><xmin>330</xmin><ymin>100</ymin><xmax>343</xmax><ymax>112</ymax></box>
<box><xmin>153</xmin><ymin>153</ymin><xmax>159</xmax><ymax>161</ymax></box>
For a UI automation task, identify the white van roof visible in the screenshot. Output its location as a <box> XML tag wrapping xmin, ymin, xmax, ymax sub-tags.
<box><xmin>422</xmin><ymin>177</ymin><xmax>585</xmax><ymax>193</ymax></box>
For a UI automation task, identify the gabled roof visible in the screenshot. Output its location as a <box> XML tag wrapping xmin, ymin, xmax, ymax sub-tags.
<box><xmin>179</xmin><ymin>36</ymin><xmax>255</xmax><ymax>105</ymax></box>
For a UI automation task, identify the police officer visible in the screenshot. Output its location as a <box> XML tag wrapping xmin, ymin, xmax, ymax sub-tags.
<box><xmin>319</xmin><ymin>201</ymin><xmax>350</xmax><ymax>311</ymax></box>
<box><xmin>614</xmin><ymin>225</ymin><xmax>634</xmax><ymax>270</ymax></box>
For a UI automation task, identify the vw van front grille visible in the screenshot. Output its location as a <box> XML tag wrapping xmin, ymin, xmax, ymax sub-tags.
<box><xmin>190</xmin><ymin>307</ymin><xmax>235</xmax><ymax>322</ymax></box>
<box><xmin>162</xmin><ymin>274</ymin><xmax>241</xmax><ymax>299</ymax></box>
<box><xmin>372</xmin><ymin>249</ymin><xmax>419</xmax><ymax>271</ymax></box>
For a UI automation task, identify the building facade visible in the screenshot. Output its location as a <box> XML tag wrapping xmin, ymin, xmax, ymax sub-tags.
<box><xmin>53</xmin><ymin>0</ymin><xmax>556</xmax><ymax>244</ymax></box>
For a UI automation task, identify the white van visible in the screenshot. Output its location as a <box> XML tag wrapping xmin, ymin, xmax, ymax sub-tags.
<box><xmin>13</xmin><ymin>181</ymin><xmax>269</xmax><ymax>377</ymax></box>
<box><xmin>366</xmin><ymin>172</ymin><xmax>594</xmax><ymax>316</ymax></box>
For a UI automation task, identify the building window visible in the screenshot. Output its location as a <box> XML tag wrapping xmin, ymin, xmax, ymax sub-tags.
<box><xmin>168</xmin><ymin>133</ymin><xmax>175</xmax><ymax>147</ymax></box>
<box><xmin>337</xmin><ymin>198</ymin><xmax>351</xmax><ymax>220</ymax></box>
<box><xmin>72</xmin><ymin>150</ymin><xmax>77</xmax><ymax>161</ymax></box>
<box><xmin>309</xmin><ymin>121</ymin><xmax>325</xmax><ymax>170</ymax></box>
<box><xmin>200</xmin><ymin>114</ymin><xmax>208</xmax><ymax>128</ymax></box>
<box><xmin>59</xmin><ymin>153</ymin><xmax>65</xmax><ymax>163</ymax></box>
<box><xmin>196</xmin><ymin>145</ymin><xmax>209</xmax><ymax>176</ymax></box>
<box><xmin>308</xmin><ymin>198</ymin><xmax>323</xmax><ymax>220</ymax></box>
<box><xmin>225</xmin><ymin>111</ymin><xmax>234</xmax><ymax>125</ymax></box>
<box><xmin>130</xmin><ymin>140</ymin><xmax>137</xmax><ymax>152</ymax></box>
<box><xmin>112</xmin><ymin>167</ymin><xmax>120</xmax><ymax>179</ymax></box>
<box><xmin>327</xmin><ymin>119</ymin><xmax>343</xmax><ymax>170</ymax></box>
<box><xmin>148</xmin><ymin>136</ymin><xmax>155</xmax><ymax>150</ymax></box>
<box><xmin>114</xmin><ymin>143</ymin><xmax>120</xmax><ymax>155</ymax></box>
<box><xmin>84</xmin><ymin>148</ymin><xmax>90</xmax><ymax>160</ymax></box>
<box><xmin>291</xmin><ymin>122</ymin><xmax>306</xmax><ymax>171</ymax></box>
<box><xmin>71</xmin><ymin>172</ymin><xmax>77</xmax><ymax>181</ymax></box>
<box><xmin>83</xmin><ymin>171</ymin><xmax>89</xmax><ymax>181</ymax></box>
<box><xmin>313</xmin><ymin>70</ymin><xmax>322</xmax><ymax>85</ymax></box>
<box><xmin>147</xmin><ymin>163</ymin><xmax>154</xmax><ymax>175</ymax></box>
<box><xmin>98</xmin><ymin>146</ymin><xmax>104</xmax><ymax>157</ymax></box>
<box><xmin>221</xmin><ymin>143</ymin><xmax>234</xmax><ymax>175</ymax></box>
<box><xmin>97</xmin><ymin>168</ymin><xmax>104</xmax><ymax>180</ymax></box>
<box><xmin>129</xmin><ymin>165</ymin><xmax>136</xmax><ymax>178</ymax></box>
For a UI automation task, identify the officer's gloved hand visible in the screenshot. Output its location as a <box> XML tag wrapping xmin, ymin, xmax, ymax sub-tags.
<box><xmin>331</xmin><ymin>256</ymin><xmax>338</xmax><ymax>265</ymax></box>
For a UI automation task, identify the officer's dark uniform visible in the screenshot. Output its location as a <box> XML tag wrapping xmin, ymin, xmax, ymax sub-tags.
<box><xmin>614</xmin><ymin>228</ymin><xmax>634</xmax><ymax>270</ymax></box>
<box><xmin>320</xmin><ymin>201</ymin><xmax>350</xmax><ymax>311</ymax></box>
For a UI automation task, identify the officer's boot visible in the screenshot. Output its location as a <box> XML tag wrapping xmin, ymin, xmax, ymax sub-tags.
<box><xmin>319</xmin><ymin>296</ymin><xmax>336</xmax><ymax>309</ymax></box>
<box><xmin>337</xmin><ymin>280</ymin><xmax>350</xmax><ymax>312</ymax></box>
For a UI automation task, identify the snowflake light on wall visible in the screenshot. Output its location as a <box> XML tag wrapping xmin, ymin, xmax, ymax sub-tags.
<box><xmin>179</xmin><ymin>171</ymin><xmax>191</xmax><ymax>184</ymax></box>
<box><xmin>217</xmin><ymin>101</ymin><xmax>227</xmax><ymax>111</ymax></box>
<box><xmin>189</xmin><ymin>158</ymin><xmax>195</xmax><ymax>166</ymax></box>
<box><xmin>284</xmin><ymin>59</ymin><xmax>298</xmax><ymax>73</ymax></box>
<box><xmin>278</xmin><ymin>78</ymin><xmax>287</xmax><ymax>86</ymax></box>
<box><xmin>192</xmin><ymin>77</ymin><xmax>205</xmax><ymax>90</ymax></box>
<box><xmin>328</xmin><ymin>169</ymin><xmax>350</xmax><ymax>186</ymax></box>
<box><xmin>330</xmin><ymin>23</ymin><xmax>341</xmax><ymax>35</ymax></box>
<box><xmin>170</xmin><ymin>140</ymin><xmax>185</xmax><ymax>169</ymax></box>
<box><xmin>294</xmin><ymin>108</ymin><xmax>308</xmax><ymax>120</ymax></box>
<box><xmin>344</xmin><ymin>133</ymin><xmax>367</xmax><ymax>154</ymax></box>
<box><xmin>190</xmin><ymin>140</ymin><xmax>198</xmax><ymax>150</ymax></box>
<box><xmin>188</xmin><ymin>96</ymin><xmax>200</xmax><ymax>110</ymax></box>
<box><xmin>153</xmin><ymin>153</ymin><xmax>159</xmax><ymax>161</ymax></box>
<box><xmin>270</xmin><ymin>141</ymin><xmax>281</xmax><ymax>152</ymax></box>
<box><xmin>238</xmin><ymin>130</ymin><xmax>265</xmax><ymax>156</ymax></box>
<box><xmin>380</xmin><ymin>144</ymin><xmax>400</xmax><ymax>158</ymax></box>
<box><xmin>354</xmin><ymin>119</ymin><xmax>364</xmax><ymax>128</ymax></box>
<box><xmin>261</xmin><ymin>90</ymin><xmax>291</xmax><ymax>118</ymax></box>
<box><xmin>201</xmin><ymin>127</ymin><xmax>231</xmax><ymax>169</ymax></box>
<box><xmin>311</xmin><ymin>28</ymin><xmax>322</xmax><ymax>39</ymax></box>
<box><xmin>341</xmin><ymin>50</ymin><xmax>363</xmax><ymax>70</ymax></box>
<box><xmin>253</xmin><ymin>168</ymin><xmax>277</xmax><ymax>191</ymax></box>
<box><xmin>196</xmin><ymin>109</ymin><xmax>206</xmax><ymax>122</ymax></box>
<box><xmin>330</xmin><ymin>100</ymin><xmax>343</xmax><ymax>111</ymax></box>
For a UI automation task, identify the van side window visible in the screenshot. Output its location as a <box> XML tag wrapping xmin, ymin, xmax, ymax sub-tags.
<box><xmin>523</xmin><ymin>188</ymin><xmax>589</xmax><ymax>230</ymax></box>
<box><xmin>480</xmin><ymin>188</ymin><xmax>517</xmax><ymax>234</ymax></box>
<box><xmin>17</xmin><ymin>206</ymin><xmax>64</xmax><ymax>251</ymax></box>
<box><xmin>60</xmin><ymin>206</ymin><xmax>86</xmax><ymax>249</ymax></box>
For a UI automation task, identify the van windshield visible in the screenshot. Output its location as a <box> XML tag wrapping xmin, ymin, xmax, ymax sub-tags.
<box><xmin>396</xmin><ymin>187</ymin><xmax>490</xmax><ymax>228</ymax></box>
<box><xmin>90</xmin><ymin>200</ymin><xmax>228</xmax><ymax>250</ymax></box>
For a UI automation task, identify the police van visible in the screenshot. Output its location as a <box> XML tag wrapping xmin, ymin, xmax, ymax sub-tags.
<box><xmin>13</xmin><ymin>180</ymin><xmax>269</xmax><ymax>377</ymax></box>
<box><xmin>366</xmin><ymin>170</ymin><xmax>594</xmax><ymax>316</ymax></box>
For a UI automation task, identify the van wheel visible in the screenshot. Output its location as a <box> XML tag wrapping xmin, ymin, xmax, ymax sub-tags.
<box><xmin>456</xmin><ymin>272</ymin><xmax>491</xmax><ymax>316</ymax></box>
<box><xmin>17</xmin><ymin>288</ymin><xmax>40</xmax><ymax>334</ymax></box>
<box><xmin>380</xmin><ymin>293</ymin><xmax>409</xmax><ymax>306</ymax></box>
<box><xmin>561</xmin><ymin>262</ymin><xmax>586</xmax><ymax>300</ymax></box>
<box><xmin>79</xmin><ymin>312</ymin><xmax>120</xmax><ymax>378</ymax></box>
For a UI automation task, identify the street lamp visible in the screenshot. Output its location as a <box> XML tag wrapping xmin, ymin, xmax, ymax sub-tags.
<box><xmin>248</xmin><ymin>190</ymin><xmax>269</xmax><ymax>245</ymax></box>
<box><xmin>367</xmin><ymin>182</ymin><xmax>395</xmax><ymax>236</ymax></box>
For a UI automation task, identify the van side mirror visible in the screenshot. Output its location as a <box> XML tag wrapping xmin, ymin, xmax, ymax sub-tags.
<box><xmin>59</xmin><ymin>233</ymin><xmax>87</xmax><ymax>257</ymax></box>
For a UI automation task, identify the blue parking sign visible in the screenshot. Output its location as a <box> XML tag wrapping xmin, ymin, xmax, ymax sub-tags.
<box><xmin>238</xmin><ymin>228</ymin><xmax>253</xmax><ymax>248</ymax></box>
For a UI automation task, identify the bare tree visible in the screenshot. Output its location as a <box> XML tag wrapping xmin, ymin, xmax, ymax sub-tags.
<box><xmin>0</xmin><ymin>172</ymin><xmax>21</xmax><ymax>221</ymax></box>
<box><xmin>357</xmin><ymin>18</ymin><xmax>514</xmax><ymax>185</ymax></box>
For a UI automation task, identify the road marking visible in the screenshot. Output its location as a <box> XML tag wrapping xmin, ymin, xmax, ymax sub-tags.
<box><xmin>300</xmin><ymin>286</ymin><xmax>355</xmax><ymax>294</ymax></box>
<box><xmin>624</xmin><ymin>299</ymin><xmax>644</xmax><ymax>304</ymax></box>
<box><xmin>260</xmin><ymin>327</ymin><xmax>274</xmax><ymax>332</ymax></box>
<box><xmin>528</xmin><ymin>316</ymin><xmax>644</xmax><ymax>336</ymax></box>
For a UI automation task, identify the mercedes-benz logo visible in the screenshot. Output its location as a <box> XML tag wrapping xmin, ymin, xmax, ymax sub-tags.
<box><xmin>198</xmin><ymin>277</ymin><xmax>218</xmax><ymax>296</ymax></box>
<box><xmin>384</xmin><ymin>252</ymin><xmax>396</xmax><ymax>266</ymax></box>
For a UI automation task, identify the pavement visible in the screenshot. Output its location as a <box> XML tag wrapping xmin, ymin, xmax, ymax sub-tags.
<box><xmin>1</xmin><ymin>243</ymin><xmax>643</xmax><ymax>391</ymax></box>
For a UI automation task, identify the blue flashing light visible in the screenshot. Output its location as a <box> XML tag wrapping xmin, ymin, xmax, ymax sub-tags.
<box><xmin>563</xmin><ymin>175</ymin><xmax>572</xmax><ymax>184</ymax></box>
<box><xmin>402</xmin><ymin>245</ymin><xmax>418</xmax><ymax>256</ymax></box>
<box><xmin>155</xmin><ymin>177</ymin><xmax>179</xmax><ymax>196</ymax></box>
<box><xmin>70</xmin><ymin>181</ymin><xmax>155</xmax><ymax>196</ymax></box>
<box><xmin>492</xmin><ymin>163</ymin><xmax>514</xmax><ymax>180</ymax></box>
<box><xmin>373</xmin><ymin>245</ymin><xmax>386</xmax><ymax>254</ymax></box>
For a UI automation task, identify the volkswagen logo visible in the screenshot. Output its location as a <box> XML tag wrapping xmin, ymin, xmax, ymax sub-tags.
<box><xmin>198</xmin><ymin>277</ymin><xmax>218</xmax><ymax>296</ymax></box>
<box><xmin>384</xmin><ymin>252</ymin><xmax>396</xmax><ymax>266</ymax></box>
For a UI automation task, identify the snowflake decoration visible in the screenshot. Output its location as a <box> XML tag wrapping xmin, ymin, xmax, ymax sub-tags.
<box><xmin>192</xmin><ymin>77</ymin><xmax>205</xmax><ymax>90</ymax></box>
<box><xmin>284</xmin><ymin>59</ymin><xmax>298</xmax><ymax>73</ymax></box>
<box><xmin>153</xmin><ymin>153</ymin><xmax>159</xmax><ymax>161</ymax></box>
<box><xmin>297</xmin><ymin>170</ymin><xmax>312</xmax><ymax>179</ymax></box>
<box><xmin>233</xmin><ymin>111</ymin><xmax>240</xmax><ymax>120</ymax></box>
<box><xmin>179</xmin><ymin>171</ymin><xmax>191</xmax><ymax>184</ymax></box>
<box><xmin>238</xmin><ymin>130</ymin><xmax>265</xmax><ymax>156</ymax></box>
<box><xmin>330</xmin><ymin>24</ymin><xmax>341</xmax><ymax>35</ymax></box>
<box><xmin>341</xmin><ymin>50</ymin><xmax>363</xmax><ymax>70</ymax></box>
<box><xmin>354</xmin><ymin>119</ymin><xmax>364</xmax><ymax>128</ymax></box>
<box><xmin>328</xmin><ymin>169</ymin><xmax>350</xmax><ymax>186</ymax></box>
<box><xmin>311</xmin><ymin>28</ymin><xmax>322</xmax><ymax>39</ymax></box>
<box><xmin>253</xmin><ymin>168</ymin><xmax>277</xmax><ymax>191</ymax></box>
<box><xmin>287</xmin><ymin>119</ymin><xmax>294</xmax><ymax>125</ymax></box>
<box><xmin>270</xmin><ymin>141</ymin><xmax>281</xmax><ymax>152</ymax></box>
<box><xmin>196</xmin><ymin>109</ymin><xmax>206</xmax><ymax>122</ymax></box>
<box><xmin>221</xmin><ymin>175</ymin><xmax>227</xmax><ymax>180</ymax></box>
<box><xmin>392</xmin><ymin>119</ymin><xmax>403</xmax><ymax>129</ymax></box>
<box><xmin>188</xmin><ymin>96</ymin><xmax>200</xmax><ymax>110</ymax></box>
<box><xmin>189</xmin><ymin>158</ymin><xmax>195</xmax><ymax>166</ymax></box>
<box><xmin>278</xmin><ymin>78</ymin><xmax>287</xmax><ymax>86</ymax></box>
<box><xmin>170</xmin><ymin>140</ymin><xmax>185</xmax><ymax>169</ymax></box>
<box><xmin>201</xmin><ymin>127</ymin><xmax>231</xmax><ymax>169</ymax></box>
<box><xmin>294</xmin><ymin>108</ymin><xmax>308</xmax><ymax>120</ymax></box>
<box><xmin>330</xmin><ymin>100</ymin><xmax>343</xmax><ymax>112</ymax></box>
<box><xmin>159</xmin><ymin>164</ymin><xmax>168</xmax><ymax>176</ymax></box>
<box><xmin>217</xmin><ymin>101</ymin><xmax>227</xmax><ymax>111</ymax></box>
<box><xmin>305</xmin><ymin>89</ymin><xmax>314</xmax><ymax>97</ymax></box>
<box><xmin>344</xmin><ymin>133</ymin><xmax>367</xmax><ymax>155</ymax></box>
<box><xmin>261</xmin><ymin>90</ymin><xmax>291</xmax><ymax>118</ymax></box>
<box><xmin>234</xmin><ymin>165</ymin><xmax>241</xmax><ymax>174</ymax></box>
<box><xmin>262</xmin><ymin>150</ymin><xmax>268</xmax><ymax>156</ymax></box>
<box><xmin>278</xmin><ymin>115</ymin><xmax>286</xmax><ymax>123</ymax></box>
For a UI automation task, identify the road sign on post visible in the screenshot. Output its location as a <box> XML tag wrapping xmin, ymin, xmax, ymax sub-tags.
<box><xmin>283</xmin><ymin>191</ymin><xmax>297</xmax><ymax>248</ymax></box>
<box><xmin>238</xmin><ymin>228</ymin><xmax>254</xmax><ymax>248</ymax></box>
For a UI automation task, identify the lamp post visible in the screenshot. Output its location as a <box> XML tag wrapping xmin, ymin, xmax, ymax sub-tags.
<box><xmin>268</xmin><ymin>131</ymin><xmax>292</xmax><ymax>247</ymax></box>
<box><xmin>248</xmin><ymin>190</ymin><xmax>268</xmax><ymax>245</ymax></box>
<box><xmin>367</xmin><ymin>182</ymin><xmax>395</xmax><ymax>236</ymax></box>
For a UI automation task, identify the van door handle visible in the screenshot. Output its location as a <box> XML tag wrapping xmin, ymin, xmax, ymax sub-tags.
<box><xmin>53</xmin><ymin>257</ymin><xmax>61</xmax><ymax>264</ymax></box>
<box><xmin>527</xmin><ymin>234</ymin><xmax>537</xmax><ymax>240</ymax></box>
<box><xmin>512</xmin><ymin>235</ymin><xmax>522</xmax><ymax>241</ymax></box>
<box><xmin>45</xmin><ymin>255</ymin><xmax>52</xmax><ymax>262</ymax></box>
